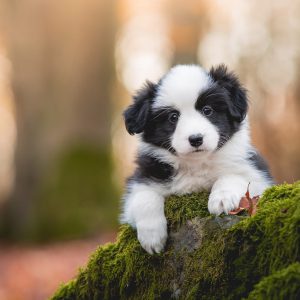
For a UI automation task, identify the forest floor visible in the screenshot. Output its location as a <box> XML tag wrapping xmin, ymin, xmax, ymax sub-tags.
<box><xmin>0</xmin><ymin>232</ymin><xmax>116</xmax><ymax>300</ymax></box>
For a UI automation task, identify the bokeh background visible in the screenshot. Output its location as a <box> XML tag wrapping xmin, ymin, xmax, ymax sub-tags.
<box><xmin>0</xmin><ymin>0</ymin><xmax>299</xmax><ymax>299</ymax></box>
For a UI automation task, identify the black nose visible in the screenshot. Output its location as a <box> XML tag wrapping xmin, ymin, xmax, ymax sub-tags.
<box><xmin>189</xmin><ymin>134</ymin><xmax>203</xmax><ymax>147</ymax></box>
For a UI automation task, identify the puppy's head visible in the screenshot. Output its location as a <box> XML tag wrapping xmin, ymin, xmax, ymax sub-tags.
<box><xmin>123</xmin><ymin>64</ymin><xmax>248</xmax><ymax>156</ymax></box>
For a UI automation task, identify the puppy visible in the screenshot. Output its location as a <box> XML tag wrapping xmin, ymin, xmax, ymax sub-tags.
<box><xmin>121</xmin><ymin>64</ymin><xmax>273</xmax><ymax>254</ymax></box>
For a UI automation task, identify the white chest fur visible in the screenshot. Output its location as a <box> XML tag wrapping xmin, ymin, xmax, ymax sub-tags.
<box><xmin>170</xmin><ymin>154</ymin><xmax>216</xmax><ymax>195</ymax></box>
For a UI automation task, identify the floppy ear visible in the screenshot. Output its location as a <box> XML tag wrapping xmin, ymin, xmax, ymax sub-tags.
<box><xmin>209</xmin><ymin>64</ymin><xmax>248</xmax><ymax>122</ymax></box>
<box><xmin>123</xmin><ymin>81</ymin><xmax>157</xmax><ymax>135</ymax></box>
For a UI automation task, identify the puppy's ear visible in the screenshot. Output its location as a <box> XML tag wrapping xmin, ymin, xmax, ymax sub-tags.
<box><xmin>209</xmin><ymin>64</ymin><xmax>248</xmax><ymax>122</ymax></box>
<box><xmin>123</xmin><ymin>81</ymin><xmax>157</xmax><ymax>135</ymax></box>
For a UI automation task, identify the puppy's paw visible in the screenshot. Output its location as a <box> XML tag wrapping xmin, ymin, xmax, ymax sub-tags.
<box><xmin>208</xmin><ymin>188</ymin><xmax>243</xmax><ymax>216</ymax></box>
<box><xmin>136</xmin><ymin>218</ymin><xmax>167</xmax><ymax>254</ymax></box>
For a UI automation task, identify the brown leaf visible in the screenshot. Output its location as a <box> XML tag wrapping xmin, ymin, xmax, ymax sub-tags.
<box><xmin>228</xmin><ymin>196</ymin><xmax>249</xmax><ymax>215</ymax></box>
<box><xmin>248</xmin><ymin>195</ymin><xmax>260</xmax><ymax>216</ymax></box>
<box><xmin>239</xmin><ymin>196</ymin><xmax>250</xmax><ymax>209</ymax></box>
<box><xmin>229</xmin><ymin>183</ymin><xmax>260</xmax><ymax>216</ymax></box>
<box><xmin>228</xmin><ymin>207</ymin><xmax>245</xmax><ymax>215</ymax></box>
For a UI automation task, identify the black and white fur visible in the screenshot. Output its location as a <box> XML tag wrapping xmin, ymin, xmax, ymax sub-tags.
<box><xmin>121</xmin><ymin>64</ymin><xmax>273</xmax><ymax>254</ymax></box>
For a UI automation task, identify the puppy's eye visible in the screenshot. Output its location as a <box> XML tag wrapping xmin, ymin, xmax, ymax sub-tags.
<box><xmin>168</xmin><ymin>112</ymin><xmax>179</xmax><ymax>123</ymax></box>
<box><xmin>202</xmin><ymin>105</ymin><xmax>213</xmax><ymax>116</ymax></box>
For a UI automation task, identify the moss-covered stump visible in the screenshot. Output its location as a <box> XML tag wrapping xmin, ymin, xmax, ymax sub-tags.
<box><xmin>52</xmin><ymin>182</ymin><xmax>300</xmax><ymax>300</ymax></box>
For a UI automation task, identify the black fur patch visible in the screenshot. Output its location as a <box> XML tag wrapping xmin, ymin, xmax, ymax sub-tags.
<box><xmin>193</xmin><ymin>64</ymin><xmax>249</xmax><ymax>149</ymax></box>
<box><xmin>195</xmin><ymin>84</ymin><xmax>243</xmax><ymax>148</ymax></box>
<box><xmin>133</xmin><ymin>153</ymin><xmax>175</xmax><ymax>183</ymax></box>
<box><xmin>142</xmin><ymin>107</ymin><xmax>178</xmax><ymax>153</ymax></box>
<box><xmin>248</xmin><ymin>150</ymin><xmax>273</xmax><ymax>182</ymax></box>
<box><xmin>123</xmin><ymin>78</ymin><xmax>179</xmax><ymax>153</ymax></box>
<box><xmin>209</xmin><ymin>64</ymin><xmax>248</xmax><ymax>123</ymax></box>
<box><xmin>123</xmin><ymin>81</ymin><xmax>158</xmax><ymax>135</ymax></box>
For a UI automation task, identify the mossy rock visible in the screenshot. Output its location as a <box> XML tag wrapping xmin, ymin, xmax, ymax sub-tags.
<box><xmin>52</xmin><ymin>182</ymin><xmax>300</xmax><ymax>299</ymax></box>
<box><xmin>247</xmin><ymin>262</ymin><xmax>300</xmax><ymax>300</ymax></box>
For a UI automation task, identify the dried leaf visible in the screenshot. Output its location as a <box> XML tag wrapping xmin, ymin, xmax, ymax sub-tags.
<box><xmin>239</xmin><ymin>196</ymin><xmax>250</xmax><ymax>209</ymax></box>
<box><xmin>228</xmin><ymin>196</ymin><xmax>248</xmax><ymax>215</ymax></box>
<box><xmin>248</xmin><ymin>195</ymin><xmax>260</xmax><ymax>216</ymax></box>
<box><xmin>228</xmin><ymin>207</ymin><xmax>245</xmax><ymax>215</ymax></box>
<box><xmin>229</xmin><ymin>184</ymin><xmax>260</xmax><ymax>216</ymax></box>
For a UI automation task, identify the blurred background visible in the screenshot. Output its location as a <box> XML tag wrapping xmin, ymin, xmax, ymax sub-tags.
<box><xmin>0</xmin><ymin>0</ymin><xmax>299</xmax><ymax>299</ymax></box>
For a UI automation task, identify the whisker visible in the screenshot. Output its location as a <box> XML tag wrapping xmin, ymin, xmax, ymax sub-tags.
<box><xmin>150</xmin><ymin>111</ymin><xmax>166</xmax><ymax>121</ymax></box>
<box><xmin>160</xmin><ymin>138</ymin><xmax>175</xmax><ymax>153</ymax></box>
<box><xmin>204</xmin><ymin>93</ymin><xmax>224</xmax><ymax>98</ymax></box>
<box><xmin>150</xmin><ymin>107</ymin><xmax>174</xmax><ymax>121</ymax></box>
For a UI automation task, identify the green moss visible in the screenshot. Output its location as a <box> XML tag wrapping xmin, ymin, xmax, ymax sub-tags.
<box><xmin>165</xmin><ymin>191</ymin><xmax>210</xmax><ymax>229</ymax></box>
<box><xmin>54</xmin><ymin>280</ymin><xmax>77</xmax><ymax>300</ymax></box>
<box><xmin>247</xmin><ymin>263</ymin><xmax>300</xmax><ymax>300</ymax></box>
<box><xmin>52</xmin><ymin>182</ymin><xmax>300</xmax><ymax>299</ymax></box>
<box><xmin>224</xmin><ymin>182</ymin><xmax>300</xmax><ymax>298</ymax></box>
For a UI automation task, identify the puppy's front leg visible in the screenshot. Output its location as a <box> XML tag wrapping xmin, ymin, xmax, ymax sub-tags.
<box><xmin>208</xmin><ymin>175</ymin><xmax>249</xmax><ymax>215</ymax></box>
<box><xmin>122</xmin><ymin>184</ymin><xmax>167</xmax><ymax>254</ymax></box>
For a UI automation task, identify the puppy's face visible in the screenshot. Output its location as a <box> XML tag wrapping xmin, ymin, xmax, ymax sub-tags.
<box><xmin>124</xmin><ymin>65</ymin><xmax>248</xmax><ymax>156</ymax></box>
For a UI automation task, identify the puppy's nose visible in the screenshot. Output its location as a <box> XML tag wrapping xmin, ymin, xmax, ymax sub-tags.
<box><xmin>189</xmin><ymin>134</ymin><xmax>203</xmax><ymax>147</ymax></box>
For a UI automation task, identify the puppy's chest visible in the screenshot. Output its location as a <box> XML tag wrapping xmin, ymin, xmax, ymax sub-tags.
<box><xmin>169</xmin><ymin>160</ymin><xmax>216</xmax><ymax>194</ymax></box>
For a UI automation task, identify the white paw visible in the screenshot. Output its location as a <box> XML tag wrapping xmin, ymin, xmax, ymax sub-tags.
<box><xmin>136</xmin><ymin>218</ymin><xmax>167</xmax><ymax>254</ymax></box>
<box><xmin>208</xmin><ymin>188</ymin><xmax>243</xmax><ymax>216</ymax></box>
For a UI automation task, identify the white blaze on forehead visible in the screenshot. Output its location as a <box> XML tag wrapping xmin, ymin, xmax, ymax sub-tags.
<box><xmin>154</xmin><ymin>65</ymin><xmax>212</xmax><ymax>109</ymax></box>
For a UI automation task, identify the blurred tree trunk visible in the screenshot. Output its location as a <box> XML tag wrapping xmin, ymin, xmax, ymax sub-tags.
<box><xmin>167</xmin><ymin>0</ymin><xmax>208</xmax><ymax>64</ymax></box>
<box><xmin>2</xmin><ymin>0</ymin><xmax>116</xmax><ymax>239</ymax></box>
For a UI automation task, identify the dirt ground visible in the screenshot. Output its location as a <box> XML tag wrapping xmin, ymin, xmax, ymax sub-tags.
<box><xmin>0</xmin><ymin>232</ymin><xmax>116</xmax><ymax>300</ymax></box>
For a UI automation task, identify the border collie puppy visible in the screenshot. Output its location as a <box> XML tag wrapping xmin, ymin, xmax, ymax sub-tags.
<box><xmin>121</xmin><ymin>64</ymin><xmax>273</xmax><ymax>254</ymax></box>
